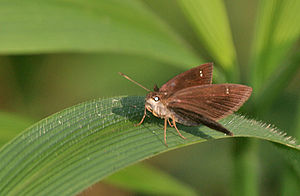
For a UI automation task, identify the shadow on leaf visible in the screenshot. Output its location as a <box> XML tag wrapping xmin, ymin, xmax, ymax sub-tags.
<box><xmin>112</xmin><ymin>96</ymin><xmax>213</xmax><ymax>141</ymax></box>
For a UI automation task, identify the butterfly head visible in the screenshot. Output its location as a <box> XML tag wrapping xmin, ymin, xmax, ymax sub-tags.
<box><xmin>145</xmin><ymin>91</ymin><xmax>169</xmax><ymax>118</ymax></box>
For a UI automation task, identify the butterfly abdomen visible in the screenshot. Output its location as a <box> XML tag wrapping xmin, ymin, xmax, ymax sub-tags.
<box><xmin>171</xmin><ymin>107</ymin><xmax>233</xmax><ymax>136</ymax></box>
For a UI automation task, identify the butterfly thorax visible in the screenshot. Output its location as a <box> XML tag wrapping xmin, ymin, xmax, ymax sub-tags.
<box><xmin>145</xmin><ymin>91</ymin><xmax>198</xmax><ymax>126</ymax></box>
<box><xmin>145</xmin><ymin>91</ymin><xmax>173</xmax><ymax>119</ymax></box>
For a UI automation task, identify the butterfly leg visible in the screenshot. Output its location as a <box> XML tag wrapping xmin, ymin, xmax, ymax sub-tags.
<box><xmin>135</xmin><ymin>107</ymin><xmax>147</xmax><ymax>126</ymax></box>
<box><xmin>167</xmin><ymin>119</ymin><xmax>173</xmax><ymax>127</ymax></box>
<box><xmin>164</xmin><ymin>118</ymin><xmax>168</xmax><ymax>147</ymax></box>
<box><xmin>172</xmin><ymin>115</ymin><xmax>186</xmax><ymax>140</ymax></box>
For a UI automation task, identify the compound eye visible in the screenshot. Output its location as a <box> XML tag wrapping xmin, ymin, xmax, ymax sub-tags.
<box><xmin>153</xmin><ymin>96</ymin><xmax>160</xmax><ymax>102</ymax></box>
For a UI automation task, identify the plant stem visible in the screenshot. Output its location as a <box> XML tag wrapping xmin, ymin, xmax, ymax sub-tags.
<box><xmin>232</xmin><ymin>138</ymin><xmax>259</xmax><ymax>196</ymax></box>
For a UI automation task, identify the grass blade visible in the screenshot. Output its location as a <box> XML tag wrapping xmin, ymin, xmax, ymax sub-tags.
<box><xmin>250</xmin><ymin>0</ymin><xmax>300</xmax><ymax>93</ymax></box>
<box><xmin>178</xmin><ymin>0</ymin><xmax>237</xmax><ymax>78</ymax></box>
<box><xmin>0</xmin><ymin>96</ymin><xmax>299</xmax><ymax>196</ymax></box>
<box><xmin>254</xmin><ymin>52</ymin><xmax>300</xmax><ymax>114</ymax></box>
<box><xmin>0</xmin><ymin>0</ymin><xmax>200</xmax><ymax>66</ymax></box>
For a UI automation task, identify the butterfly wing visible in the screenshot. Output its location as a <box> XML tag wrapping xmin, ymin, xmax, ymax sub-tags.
<box><xmin>169</xmin><ymin>106</ymin><xmax>233</xmax><ymax>135</ymax></box>
<box><xmin>167</xmin><ymin>84</ymin><xmax>252</xmax><ymax>121</ymax></box>
<box><xmin>159</xmin><ymin>63</ymin><xmax>213</xmax><ymax>93</ymax></box>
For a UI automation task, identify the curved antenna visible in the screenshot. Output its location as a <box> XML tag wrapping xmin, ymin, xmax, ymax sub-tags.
<box><xmin>118</xmin><ymin>72</ymin><xmax>150</xmax><ymax>92</ymax></box>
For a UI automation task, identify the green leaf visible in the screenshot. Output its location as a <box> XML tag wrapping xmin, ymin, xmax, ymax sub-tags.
<box><xmin>232</xmin><ymin>139</ymin><xmax>259</xmax><ymax>196</ymax></box>
<box><xmin>178</xmin><ymin>0</ymin><xmax>237</xmax><ymax>77</ymax></box>
<box><xmin>250</xmin><ymin>0</ymin><xmax>300</xmax><ymax>93</ymax></box>
<box><xmin>0</xmin><ymin>0</ymin><xmax>200</xmax><ymax>66</ymax></box>
<box><xmin>253</xmin><ymin>52</ymin><xmax>300</xmax><ymax>114</ymax></box>
<box><xmin>105</xmin><ymin>163</ymin><xmax>197</xmax><ymax>196</ymax></box>
<box><xmin>0</xmin><ymin>96</ymin><xmax>299</xmax><ymax>196</ymax></box>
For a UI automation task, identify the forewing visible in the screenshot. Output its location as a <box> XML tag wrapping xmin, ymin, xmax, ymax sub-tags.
<box><xmin>167</xmin><ymin>84</ymin><xmax>252</xmax><ymax>120</ymax></box>
<box><xmin>159</xmin><ymin>63</ymin><xmax>213</xmax><ymax>92</ymax></box>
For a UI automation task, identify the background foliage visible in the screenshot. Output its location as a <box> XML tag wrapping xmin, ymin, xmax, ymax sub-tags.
<box><xmin>0</xmin><ymin>0</ymin><xmax>299</xmax><ymax>195</ymax></box>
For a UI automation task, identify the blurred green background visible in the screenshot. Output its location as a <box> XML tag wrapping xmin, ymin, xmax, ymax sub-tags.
<box><xmin>0</xmin><ymin>0</ymin><xmax>299</xmax><ymax>195</ymax></box>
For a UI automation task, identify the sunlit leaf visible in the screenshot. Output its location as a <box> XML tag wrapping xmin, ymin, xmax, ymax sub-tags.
<box><xmin>250</xmin><ymin>0</ymin><xmax>300</xmax><ymax>93</ymax></box>
<box><xmin>0</xmin><ymin>96</ymin><xmax>299</xmax><ymax>196</ymax></box>
<box><xmin>178</xmin><ymin>0</ymin><xmax>237</xmax><ymax>78</ymax></box>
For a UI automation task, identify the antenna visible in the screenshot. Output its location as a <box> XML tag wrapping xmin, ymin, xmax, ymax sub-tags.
<box><xmin>118</xmin><ymin>72</ymin><xmax>150</xmax><ymax>92</ymax></box>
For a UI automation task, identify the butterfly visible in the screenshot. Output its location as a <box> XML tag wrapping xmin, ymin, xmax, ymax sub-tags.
<box><xmin>119</xmin><ymin>63</ymin><xmax>252</xmax><ymax>146</ymax></box>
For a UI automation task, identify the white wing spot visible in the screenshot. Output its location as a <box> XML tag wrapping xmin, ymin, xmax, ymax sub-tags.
<box><xmin>199</xmin><ymin>70</ymin><xmax>203</xmax><ymax>77</ymax></box>
<box><xmin>226</xmin><ymin>87</ymin><xmax>229</xmax><ymax>94</ymax></box>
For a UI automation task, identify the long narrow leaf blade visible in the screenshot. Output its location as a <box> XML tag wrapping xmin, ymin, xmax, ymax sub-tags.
<box><xmin>178</xmin><ymin>0</ymin><xmax>237</xmax><ymax>76</ymax></box>
<box><xmin>0</xmin><ymin>0</ymin><xmax>200</xmax><ymax>65</ymax></box>
<box><xmin>0</xmin><ymin>114</ymin><xmax>197</xmax><ymax>196</ymax></box>
<box><xmin>0</xmin><ymin>96</ymin><xmax>299</xmax><ymax>196</ymax></box>
<box><xmin>250</xmin><ymin>0</ymin><xmax>300</xmax><ymax>92</ymax></box>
